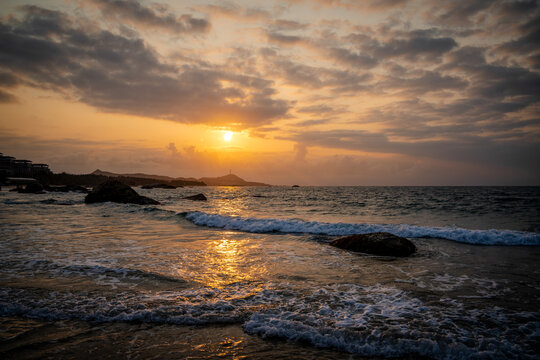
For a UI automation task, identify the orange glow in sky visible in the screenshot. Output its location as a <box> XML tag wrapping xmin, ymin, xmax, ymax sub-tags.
<box><xmin>0</xmin><ymin>0</ymin><xmax>539</xmax><ymax>185</ymax></box>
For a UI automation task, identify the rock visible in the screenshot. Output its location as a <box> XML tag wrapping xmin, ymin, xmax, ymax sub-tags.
<box><xmin>45</xmin><ymin>185</ymin><xmax>89</xmax><ymax>193</ymax></box>
<box><xmin>330</xmin><ymin>232</ymin><xmax>416</xmax><ymax>257</ymax></box>
<box><xmin>85</xmin><ymin>180</ymin><xmax>160</xmax><ymax>205</ymax></box>
<box><xmin>141</xmin><ymin>183</ymin><xmax>177</xmax><ymax>189</ymax></box>
<box><xmin>183</xmin><ymin>193</ymin><xmax>207</xmax><ymax>201</ymax></box>
<box><xmin>18</xmin><ymin>182</ymin><xmax>45</xmax><ymax>194</ymax></box>
<box><xmin>40</xmin><ymin>198</ymin><xmax>73</xmax><ymax>205</ymax></box>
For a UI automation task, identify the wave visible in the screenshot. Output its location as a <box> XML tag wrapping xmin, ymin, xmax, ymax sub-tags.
<box><xmin>12</xmin><ymin>259</ymin><xmax>186</xmax><ymax>284</ymax></box>
<box><xmin>1</xmin><ymin>283</ymin><xmax>538</xmax><ymax>359</ymax></box>
<box><xmin>181</xmin><ymin>211</ymin><xmax>540</xmax><ymax>245</ymax></box>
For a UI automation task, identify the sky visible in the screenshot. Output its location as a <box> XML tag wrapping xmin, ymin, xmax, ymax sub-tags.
<box><xmin>0</xmin><ymin>0</ymin><xmax>539</xmax><ymax>185</ymax></box>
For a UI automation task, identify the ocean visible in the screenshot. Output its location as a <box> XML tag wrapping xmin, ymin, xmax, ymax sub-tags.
<box><xmin>1</xmin><ymin>186</ymin><xmax>539</xmax><ymax>359</ymax></box>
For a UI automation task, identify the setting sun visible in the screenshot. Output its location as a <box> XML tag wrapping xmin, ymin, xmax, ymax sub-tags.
<box><xmin>223</xmin><ymin>131</ymin><xmax>233</xmax><ymax>142</ymax></box>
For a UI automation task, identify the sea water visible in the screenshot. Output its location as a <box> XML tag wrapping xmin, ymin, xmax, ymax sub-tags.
<box><xmin>0</xmin><ymin>186</ymin><xmax>539</xmax><ymax>359</ymax></box>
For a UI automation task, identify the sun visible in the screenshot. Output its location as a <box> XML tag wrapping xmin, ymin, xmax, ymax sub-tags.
<box><xmin>223</xmin><ymin>131</ymin><xmax>233</xmax><ymax>142</ymax></box>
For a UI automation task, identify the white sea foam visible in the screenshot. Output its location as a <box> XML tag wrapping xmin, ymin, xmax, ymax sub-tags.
<box><xmin>2</xmin><ymin>283</ymin><xmax>538</xmax><ymax>359</ymax></box>
<box><xmin>183</xmin><ymin>211</ymin><xmax>540</xmax><ymax>245</ymax></box>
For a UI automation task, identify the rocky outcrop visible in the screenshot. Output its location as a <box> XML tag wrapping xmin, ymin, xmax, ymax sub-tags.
<box><xmin>18</xmin><ymin>182</ymin><xmax>45</xmax><ymax>194</ymax></box>
<box><xmin>141</xmin><ymin>183</ymin><xmax>177</xmax><ymax>189</ymax></box>
<box><xmin>330</xmin><ymin>232</ymin><xmax>416</xmax><ymax>257</ymax></box>
<box><xmin>85</xmin><ymin>180</ymin><xmax>160</xmax><ymax>205</ymax></box>
<box><xmin>183</xmin><ymin>193</ymin><xmax>207</xmax><ymax>201</ymax></box>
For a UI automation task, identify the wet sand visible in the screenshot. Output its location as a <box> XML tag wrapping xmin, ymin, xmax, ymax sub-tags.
<box><xmin>0</xmin><ymin>317</ymin><xmax>387</xmax><ymax>359</ymax></box>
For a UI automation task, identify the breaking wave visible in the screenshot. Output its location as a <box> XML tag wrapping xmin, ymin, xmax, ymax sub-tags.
<box><xmin>182</xmin><ymin>211</ymin><xmax>540</xmax><ymax>245</ymax></box>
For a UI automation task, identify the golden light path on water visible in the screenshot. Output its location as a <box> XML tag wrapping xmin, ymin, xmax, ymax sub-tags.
<box><xmin>181</xmin><ymin>186</ymin><xmax>268</xmax><ymax>288</ymax></box>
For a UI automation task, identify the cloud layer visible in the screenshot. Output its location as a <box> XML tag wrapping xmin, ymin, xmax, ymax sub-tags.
<box><xmin>0</xmin><ymin>0</ymin><xmax>539</xmax><ymax>183</ymax></box>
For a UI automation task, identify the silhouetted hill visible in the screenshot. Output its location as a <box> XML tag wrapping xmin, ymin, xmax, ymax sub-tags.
<box><xmin>199</xmin><ymin>174</ymin><xmax>270</xmax><ymax>186</ymax></box>
<box><xmin>90</xmin><ymin>170</ymin><xmax>270</xmax><ymax>186</ymax></box>
<box><xmin>34</xmin><ymin>171</ymin><xmax>205</xmax><ymax>187</ymax></box>
<box><xmin>91</xmin><ymin>169</ymin><xmax>173</xmax><ymax>181</ymax></box>
<box><xmin>91</xmin><ymin>169</ymin><xmax>201</xmax><ymax>183</ymax></box>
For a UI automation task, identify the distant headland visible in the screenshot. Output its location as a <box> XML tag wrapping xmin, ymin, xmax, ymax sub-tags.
<box><xmin>0</xmin><ymin>152</ymin><xmax>271</xmax><ymax>187</ymax></box>
<box><xmin>91</xmin><ymin>169</ymin><xmax>271</xmax><ymax>187</ymax></box>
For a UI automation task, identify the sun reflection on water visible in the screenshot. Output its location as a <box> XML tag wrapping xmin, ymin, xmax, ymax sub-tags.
<box><xmin>198</xmin><ymin>231</ymin><xmax>266</xmax><ymax>288</ymax></box>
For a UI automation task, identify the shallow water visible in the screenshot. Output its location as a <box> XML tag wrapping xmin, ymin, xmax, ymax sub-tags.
<box><xmin>1</xmin><ymin>186</ymin><xmax>539</xmax><ymax>359</ymax></box>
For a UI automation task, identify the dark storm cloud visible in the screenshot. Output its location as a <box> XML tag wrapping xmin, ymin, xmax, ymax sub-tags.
<box><xmin>90</xmin><ymin>0</ymin><xmax>210</xmax><ymax>34</ymax></box>
<box><xmin>0</xmin><ymin>6</ymin><xmax>288</xmax><ymax>128</ymax></box>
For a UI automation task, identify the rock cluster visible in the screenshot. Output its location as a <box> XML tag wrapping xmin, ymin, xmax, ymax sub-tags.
<box><xmin>85</xmin><ymin>180</ymin><xmax>160</xmax><ymax>205</ymax></box>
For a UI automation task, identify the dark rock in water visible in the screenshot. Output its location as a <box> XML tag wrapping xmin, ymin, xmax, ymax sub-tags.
<box><xmin>85</xmin><ymin>180</ymin><xmax>160</xmax><ymax>205</ymax></box>
<box><xmin>40</xmin><ymin>198</ymin><xmax>73</xmax><ymax>205</ymax></box>
<box><xmin>330</xmin><ymin>232</ymin><xmax>416</xmax><ymax>257</ymax></box>
<box><xmin>44</xmin><ymin>185</ymin><xmax>89</xmax><ymax>193</ymax></box>
<box><xmin>183</xmin><ymin>193</ymin><xmax>207</xmax><ymax>201</ymax></box>
<box><xmin>141</xmin><ymin>183</ymin><xmax>177</xmax><ymax>189</ymax></box>
<box><xmin>292</xmin><ymin>185</ymin><xmax>300</xmax><ymax>187</ymax></box>
<box><xmin>40</xmin><ymin>198</ymin><xmax>58</xmax><ymax>204</ymax></box>
<box><xmin>18</xmin><ymin>182</ymin><xmax>45</xmax><ymax>194</ymax></box>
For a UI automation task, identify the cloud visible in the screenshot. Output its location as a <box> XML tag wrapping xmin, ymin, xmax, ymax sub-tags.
<box><xmin>283</xmin><ymin>129</ymin><xmax>540</xmax><ymax>173</ymax></box>
<box><xmin>0</xmin><ymin>89</ymin><xmax>17</xmax><ymax>103</ymax></box>
<box><xmin>426</xmin><ymin>0</ymin><xmax>494</xmax><ymax>26</ymax></box>
<box><xmin>203</xmin><ymin>3</ymin><xmax>270</xmax><ymax>21</ymax></box>
<box><xmin>89</xmin><ymin>0</ymin><xmax>210</xmax><ymax>34</ymax></box>
<box><xmin>292</xmin><ymin>118</ymin><xmax>331</xmax><ymax>126</ymax></box>
<box><xmin>293</xmin><ymin>142</ymin><xmax>307</xmax><ymax>161</ymax></box>
<box><xmin>261</xmin><ymin>53</ymin><xmax>372</xmax><ymax>93</ymax></box>
<box><xmin>328</xmin><ymin>47</ymin><xmax>378</xmax><ymax>68</ymax></box>
<box><xmin>495</xmin><ymin>13</ymin><xmax>540</xmax><ymax>64</ymax></box>
<box><xmin>297</xmin><ymin>104</ymin><xmax>337</xmax><ymax>115</ymax></box>
<box><xmin>0</xmin><ymin>6</ymin><xmax>289</xmax><ymax>128</ymax></box>
<box><xmin>366</xmin><ymin>36</ymin><xmax>458</xmax><ymax>61</ymax></box>
<box><xmin>311</xmin><ymin>0</ymin><xmax>411</xmax><ymax>11</ymax></box>
<box><xmin>378</xmin><ymin>70</ymin><xmax>469</xmax><ymax>95</ymax></box>
<box><xmin>266</xmin><ymin>31</ymin><xmax>304</xmax><ymax>45</ymax></box>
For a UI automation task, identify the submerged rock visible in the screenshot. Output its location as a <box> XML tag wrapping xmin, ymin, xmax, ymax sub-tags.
<box><xmin>330</xmin><ymin>232</ymin><xmax>416</xmax><ymax>257</ymax></box>
<box><xmin>85</xmin><ymin>180</ymin><xmax>160</xmax><ymax>205</ymax></box>
<box><xmin>141</xmin><ymin>183</ymin><xmax>177</xmax><ymax>189</ymax></box>
<box><xmin>183</xmin><ymin>193</ymin><xmax>207</xmax><ymax>201</ymax></box>
<box><xmin>18</xmin><ymin>182</ymin><xmax>45</xmax><ymax>194</ymax></box>
<box><xmin>40</xmin><ymin>198</ymin><xmax>74</xmax><ymax>205</ymax></box>
<box><xmin>44</xmin><ymin>185</ymin><xmax>89</xmax><ymax>193</ymax></box>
